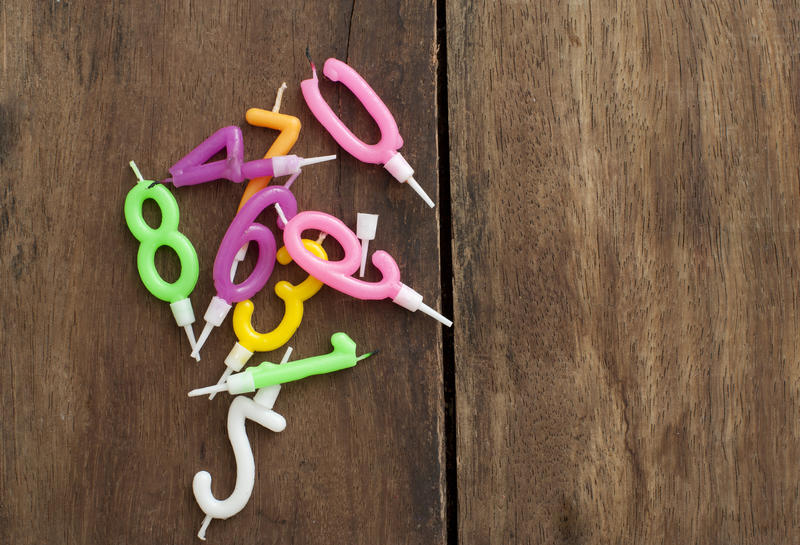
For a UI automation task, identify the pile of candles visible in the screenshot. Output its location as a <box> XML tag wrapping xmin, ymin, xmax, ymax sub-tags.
<box><xmin>123</xmin><ymin>56</ymin><xmax>451</xmax><ymax>540</ymax></box>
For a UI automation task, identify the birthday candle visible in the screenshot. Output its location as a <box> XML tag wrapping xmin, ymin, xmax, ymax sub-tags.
<box><xmin>301</xmin><ymin>55</ymin><xmax>434</xmax><ymax>208</ymax></box>
<box><xmin>238</xmin><ymin>86</ymin><xmax>302</xmax><ymax>207</ymax></box>
<box><xmin>191</xmin><ymin>186</ymin><xmax>298</xmax><ymax>359</ymax></box>
<box><xmin>188</xmin><ymin>333</ymin><xmax>376</xmax><ymax>397</ymax></box>
<box><xmin>124</xmin><ymin>161</ymin><xmax>201</xmax><ymax>355</ymax></box>
<box><xmin>193</xmin><ymin>347</ymin><xmax>293</xmax><ymax>541</ymax></box>
<box><xmin>163</xmin><ymin>126</ymin><xmax>333</xmax><ymax>187</ymax></box>
<box><xmin>281</xmin><ymin>211</ymin><xmax>452</xmax><ymax>327</ymax></box>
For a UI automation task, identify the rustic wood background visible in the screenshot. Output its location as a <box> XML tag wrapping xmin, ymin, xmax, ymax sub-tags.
<box><xmin>2</xmin><ymin>1</ymin><xmax>799</xmax><ymax>544</ymax></box>
<box><xmin>448</xmin><ymin>1</ymin><xmax>800</xmax><ymax>544</ymax></box>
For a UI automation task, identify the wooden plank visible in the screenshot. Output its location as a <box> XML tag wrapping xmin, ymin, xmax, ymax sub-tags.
<box><xmin>448</xmin><ymin>1</ymin><xmax>800</xmax><ymax>543</ymax></box>
<box><xmin>0</xmin><ymin>1</ymin><xmax>444</xmax><ymax>543</ymax></box>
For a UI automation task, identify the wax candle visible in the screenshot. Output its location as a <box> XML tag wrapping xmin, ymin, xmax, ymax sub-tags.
<box><xmin>206</xmin><ymin>239</ymin><xmax>328</xmax><ymax>400</ymax></box>
<box><xmin>191</xmin><ymin>186</ymin><xmax>298</xmax><ymax>359</ymax></box>
<box><xmin>194</xmin><ymin>347</ymin><xmax>293</xmax><ymax>541</ymax></box>
<box><xmin>164</xmin><ymin>126</ymin><xmax>333</xmax><ymax>187</ymax></box>
<box><xmin>301</xmin><ymin>56</ymin><xmax>435</xmax><ymax>208</ymax></box>
<box><xmin>282</xmin><ymin>211</ymin><xmax>452</xmax><ymax>326</ymax></box>
<box><xmin>239</xmin><ymin>106</ymin><xmax>301</xmax><ymax>207</ymax></box>
<box><xmin>124</xmin><ymin>161</ymin><xmax>200</xmax><ymax>354</ymax></box>
<box><xmin>188</xmin><ymin>333</ymin><xmax>375</xmax><ymax>397</ymax></box>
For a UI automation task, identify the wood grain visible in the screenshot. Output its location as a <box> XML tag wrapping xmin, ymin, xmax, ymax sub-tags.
<box><xmin>0</xmin><ymin>1</ymin><xmax>444</xmax><ymax>543</ymax></box>
<box><xmin>447</xmin><ymin>1</ymin><xmax>800</xmax><ymax>543</ymax></box>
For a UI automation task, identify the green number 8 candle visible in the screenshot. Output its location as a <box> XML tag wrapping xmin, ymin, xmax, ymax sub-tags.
<box><xmin>124</xmin><ymin>161</ymin><xmax>200</xmax><ymax>357</ymax></box>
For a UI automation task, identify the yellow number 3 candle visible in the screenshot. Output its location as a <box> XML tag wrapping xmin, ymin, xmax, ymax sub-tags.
<box><xmin>207</xmin><ymin>239</ymin><xmax>328</xmax><ymax>399</ymax></box>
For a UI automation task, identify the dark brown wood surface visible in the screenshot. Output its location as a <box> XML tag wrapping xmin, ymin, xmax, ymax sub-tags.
<box><xmin>6</xmin><ymin>0</ymin><xmax>800</xmax><ymax>544</ymax></box>
<box><xmin>448</xmin><ymin>1</ymin><xmax>800</xmax><ymax>544</ymax></box>
<box><xmin>1</xmin><ymin>1</ymin><xmax>444</xmax><ymax>543</ymax></box>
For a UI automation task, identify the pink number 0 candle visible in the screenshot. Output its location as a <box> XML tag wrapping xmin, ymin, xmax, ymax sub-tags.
<box><xmin>301</xmin><ymin>57</ymin><xmax>435</xmax><ymax>208</ymax></box>
<box><xmin>282</xmin><ymin>211</ymin><xmax>451</xmax><ymax>326</ymax></box>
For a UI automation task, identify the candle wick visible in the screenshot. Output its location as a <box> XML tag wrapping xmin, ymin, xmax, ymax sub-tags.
<box><xmin>274</xmin><ymin>203</ymin><xmax>289</xmax><ymax>225</ymax></box>
<box><xmin>283</xmin><ymin>171</ymin><xmax>300</xmax><ymax>190</ymax></box>
<box><xmin>272</xmin><ymin>82</ymin><xmax>288</xmax><ymax>112</ymax></box>
<box><xmin>305</xmin><ymin>46</ymin><xmax>316</xmax><ymax>73</ymax></box>
<box><xmin>356</xmin><ymin>350</ymin><xmax>379</xmax><ymax>362</ymax></box>
<box><xmin>128</xmin><ymin>160</ymin><xmax>144</xmax><ymax>182</ymax></box>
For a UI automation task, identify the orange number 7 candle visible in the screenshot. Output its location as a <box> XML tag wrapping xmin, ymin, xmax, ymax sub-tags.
<box><xmin>239</xmin><ymin>84</ymin><xmax>302</xmax><ymax>207</ymax></box>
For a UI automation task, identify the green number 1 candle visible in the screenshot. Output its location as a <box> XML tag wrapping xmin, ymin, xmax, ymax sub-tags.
<box><xmin>187</xmin><ymin>332</ymin><xmax>376</xmax><ymax>397</ymax></box>
<box><xmin>124</xmin><ymin>161</ymin><xmax>200</xmax><ymax>357</ymax></box>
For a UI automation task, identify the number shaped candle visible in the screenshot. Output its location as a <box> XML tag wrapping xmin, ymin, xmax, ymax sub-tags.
<box><xmin>124</xmin><ymin>162</ymin><xmax>201</xmax><ymax>355</ymax></box>
<box><xmin>301</xmin><ymin>56</ymin><xmax>435</xmax><ymax>208</ymax></box>
<box><xmin>189</xmin><ymin>333</ymin><xmax>375</xmax><ymax>397</ymax></box>
<box><xmin>282</xmin><ymin>211</ymin><xmax>452</xmax><ymax>326</ymax></box>
<box><xmin>193</xmin><ymin>347</ymin><xmax>292</xmax><ymax>541</ymax></box>
<box><xmin>163</xmin><ymin>125</ymin><xmax>333</xmax><ymax>188</ymax></box>
<box><xmin>191</xmin><ymin>186</ymin><xmax>298</xmax><ymax>359</ymax></box>
<box><xmin>239</xmin><ymin>95</ymin><xmax>302</xmax><ymax>207</ymax></box>
<box><xmin>208</xmin><ymin>239</ymin><xmax>328</xmax><ymax>399</ymax></box>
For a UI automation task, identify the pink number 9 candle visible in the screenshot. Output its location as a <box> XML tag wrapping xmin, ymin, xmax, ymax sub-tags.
<box><xmin>192</xmin><ymin>186</ymin><xmax>299</xmax><ymax>358</ymax></box>
<box><xmin>301</xmin><ymin>57</ymin><xmax>435</xmax><ymax>208</ymax></box>
<box><xmin>282</xmin><ymin>211</ymin><xmax>451</xmax><ymax>326</ymax></box>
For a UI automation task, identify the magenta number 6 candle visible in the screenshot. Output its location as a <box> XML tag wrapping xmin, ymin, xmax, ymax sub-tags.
<box><xmin>282</xmin><ymin>211</ymin><xmax>452</xmax><ymax>326</ymax></box>
<box><xmin>191</xmin><ymin>186</ymin><xmax>299</xmax><ymax>359</ymax></box>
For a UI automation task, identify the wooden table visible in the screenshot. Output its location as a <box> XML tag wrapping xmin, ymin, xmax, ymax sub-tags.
<box><xmin>3</xmin><ymin>1</ymin><xmax>799</xmax><ymax>543</ymax></box>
